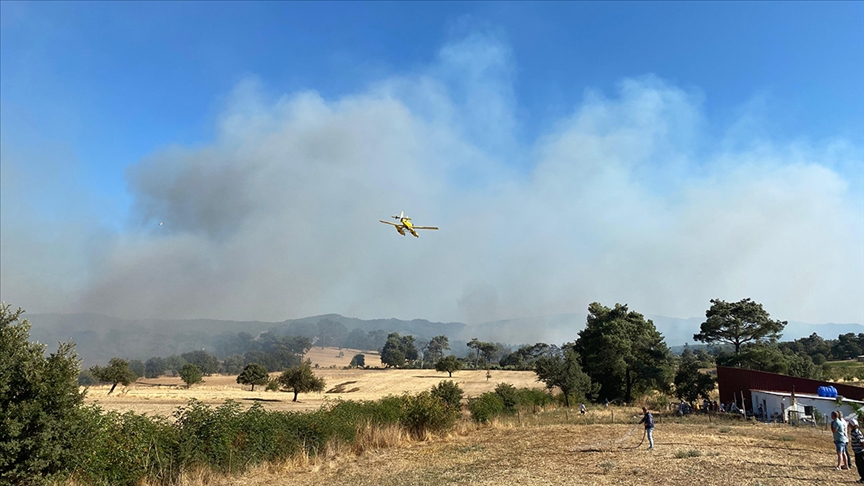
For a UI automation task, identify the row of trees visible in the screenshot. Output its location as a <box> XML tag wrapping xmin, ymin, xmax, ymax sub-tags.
<box><xmin>527</xmin><ymin>298</ymin><xmax>796</xmax><ymax>406</ymax></box>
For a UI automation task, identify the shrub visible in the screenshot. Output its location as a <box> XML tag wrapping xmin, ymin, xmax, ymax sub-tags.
<box><xmin>431</xmin><ymin>380</ymin><xmax>463</xmax><ymax>409</ymax></box>
<box><xmin>0</xmin><ymin>304</ymin><xmax>85</xmax><ymax>485</ymax></box>
<box><xmin>494</xmin><ymin>383</ymin><xmax>518</xmax><ymax>412</ymax></box>
<box><xmin>469</xmin><ymin>392</ymin><xmax>505</xmax><ymax>423</ymax></box>
<box><xmin>69</xmin><ymin>406</ymin><xmax>179</xmax><ymax>486</ymax></box>
<box><xmin>399</xmin><ymin>392</ymin><xmax>459</xmax><ymax>438</ymax></box>
<box><xmin>515</xmin><ymin>388</ymin><xmax>553</xmax><ymax>410</ymax></box>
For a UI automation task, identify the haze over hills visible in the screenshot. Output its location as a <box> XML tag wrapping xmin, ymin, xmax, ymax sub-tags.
<box><xmin>24</xmin><ymin>311</ymin><xmax>864</xmax><ymax>366</ymax></box>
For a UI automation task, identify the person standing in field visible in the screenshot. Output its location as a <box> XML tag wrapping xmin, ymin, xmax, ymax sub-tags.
<box><xmin>833</xmin><ymin>411</ymin><xmax>850</xmax><ymax>470</ymax></box>
<box><xmin>580</xmin><ymin>403</ymin><xmax>586</xmax><ymax>415</ymax></box>
<box><xmin>841</xmin><ymin>412</ymin><xmax>853</xmax><ymax>469</ymax></box>
<box><xmin>848</xmin><ymin>418</ymin><xmax>864</xmax><ymax>482</ymax></box>
<box><xmin>639</xmin><ymin>407</ymin><xmax>655</xmax><ymax>450</ymax></box>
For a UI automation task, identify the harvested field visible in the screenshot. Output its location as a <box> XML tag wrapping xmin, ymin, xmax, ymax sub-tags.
<box><xmin>174</xmin><ymin>412</ymin><xmax>844</xmax><ymax>486</ymax></box>
<box><xmin>83</xmin><ymin>355</ymin><xmax>544</xmax><ymax>416</ymax></box>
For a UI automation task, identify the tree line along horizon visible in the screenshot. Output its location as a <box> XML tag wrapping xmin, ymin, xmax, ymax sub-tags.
<box><xmin>74</xmin><ymin>297</ymin><xmax>863</xmax><ymax>404</ymax></box>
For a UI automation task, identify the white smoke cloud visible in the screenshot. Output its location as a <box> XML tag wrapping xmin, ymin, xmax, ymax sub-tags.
<box><xmin>2</xmin><ymin>33</ymin><xmax>862</xmax><ymax>326</ymax></box>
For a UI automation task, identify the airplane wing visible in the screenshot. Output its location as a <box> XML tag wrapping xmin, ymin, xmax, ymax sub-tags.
<box><xmin>412</xmin><ymin>226</ymin><xmax>438</xmax><ymax>230</ymax></box>
<box><xmin>379</xmin><ymin>220</ymin><xmax>399</xmax><ymax>226</ymax></box>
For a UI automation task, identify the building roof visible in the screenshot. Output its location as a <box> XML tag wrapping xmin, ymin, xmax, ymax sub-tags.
<box><xmin>751</xmin><ymin>389</ymin><xmax>864</xmax><ymax>405</ymax></box>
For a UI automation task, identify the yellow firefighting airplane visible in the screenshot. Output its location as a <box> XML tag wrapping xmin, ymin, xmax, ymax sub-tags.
<box><xmin>379</xmin><ymin>211</ymin><xmax>438</xmax><ymax>238</ymax></box>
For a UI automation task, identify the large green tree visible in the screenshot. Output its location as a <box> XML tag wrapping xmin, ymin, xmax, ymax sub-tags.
<box><xmin>434</xmin><ymin>355</ymin><xmax>463</xmax><ymax>377</ymax></box>
<box><xmin>573</xmin><ymin>302</ymin><xmax>673</xmax><ymax>403</ymax></box>
<box><xmin>424</xmin><ymin>335</ymin><xmax>450</xmax><ymax>365</ymax></box>
<box><xmin>1</xmin><ymin>303</ymin><xmax>85</xmax><ymax>483</ymax></box>
<box><xmin>180</xmin><ymin>350</ymin><xmax>219</xmax><ymax>376</ymax></box>
<box><xmin>278</xmin><ymin>362</ymin><xmax>326</xmax><ymax>402</ymax></box>
<box><xmin>673</xmin><ymin>349</ymin><xmax>715</xmax><ymax>403</ymax></box>
<box><xmin>90</xmin><ymin>358</ymin><xmax>137</xmax><ymax>394</ymax></box>
<box><xmin>179</xmin><ymin>363</ymin><xmax>203</xmax><ymax>388</ymax></box>
<box><xmin>144</xmin><ymin>356</ymin><xmax>167</xmax><ymax>378</ymax></box>
<box><xmin>380</xmin><ymin>332</ymin><xmax>418</xmax><ymax>368</ymax></box>
<box><xmin>236</xmin><ymin>363</ymin><xmax>270</xmax><ymax>391</ymax></box>
<box><xmin>693</xmin><ymin>298</ymin><xmax>786</xmax><ymax>355</ymax></box>
<box><xmin>534</xmin><ymin>348</ymin><xmax>596</xmax><ymax>407</ymax></box>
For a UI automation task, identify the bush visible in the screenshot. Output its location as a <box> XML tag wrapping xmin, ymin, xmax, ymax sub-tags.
<box><xmin>469</xmin><ymin>393</ymin><xmax>505</xmax><ymax>423</ymax></box>
<box><xmin>68</xmin><ymin>406</ymin><xmax>179</xmax><ymax>486</ymax></box>
<box><xmin>1</xmin><ymin>304</ymin><xmax>85</xmax><ymax>485</ymax></box>
<box><xmin>399</xmin><ymin>391</ymin><xmax>459</xmax><ymax>438</ymax></box>
<box><xmin>514</xmin><ymin>388</ymin><xmax>553</xmax><ymax>409</ymax></box>
<box><xmin>494</xmin><ymin>383</ymin><xmax>518</xmax><ymax>412</ymax></box>
<box><xmin>431</xmin><ymin>380</ymin><xmax>463</xmax><ymax>409</ymax></box>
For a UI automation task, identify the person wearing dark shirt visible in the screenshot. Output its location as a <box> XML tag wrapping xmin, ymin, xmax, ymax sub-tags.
<box><xmin>639</xmin><ymin>407</ymin><xmax>655</xmax><ymax>450</ymax></box>
<box><xmin>850</xmin><ymin>418</ymin><xmax>864</xmax><ymax>482</ymax></box>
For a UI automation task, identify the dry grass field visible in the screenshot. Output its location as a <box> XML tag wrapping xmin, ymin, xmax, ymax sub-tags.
<box><xmin>80</xmin><ymin>348</ymin><xmax>842</xmax><ymax>484</ymax></box>
<box><xmin>83</xmin><ymin>347</ymin><xmax>544</xmax><ymax>415</ymax></box>
<box><xmin>173</xmin><ymin>412</ymin><xmax>845</xmax><ymax>486</ymax></box>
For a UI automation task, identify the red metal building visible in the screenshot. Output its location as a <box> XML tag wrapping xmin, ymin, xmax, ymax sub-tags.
<box><xmin>717</xmin><ymin>366</ymin><xmax>864</xmax><ymax>412</ymax></box>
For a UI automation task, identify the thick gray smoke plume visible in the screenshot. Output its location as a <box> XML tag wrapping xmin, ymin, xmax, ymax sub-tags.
<box><xmin>2</xmin><ymin>34</ymin><xmax>862</xmax><ymax>326</ymax></box>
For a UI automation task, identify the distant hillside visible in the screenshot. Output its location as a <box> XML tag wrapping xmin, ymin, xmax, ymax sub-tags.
<box><xmin>24</xmin><ymin>311</ymin><xmax>863</xmax><ymax>366</ymax></box>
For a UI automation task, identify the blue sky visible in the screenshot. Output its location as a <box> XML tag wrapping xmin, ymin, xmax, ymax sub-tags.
<box><xmin>2</xmin><ymin>2</ymin><xmax>863</xmax><ymax>325</ymax></box>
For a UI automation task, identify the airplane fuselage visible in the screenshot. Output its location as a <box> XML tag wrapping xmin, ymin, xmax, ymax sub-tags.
<box><xmin>400</xmin><ymin>218</ymin><xmax>420</xmax><ymax>237</ymax></box>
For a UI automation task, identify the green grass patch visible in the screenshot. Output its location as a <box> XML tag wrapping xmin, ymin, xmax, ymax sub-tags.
<box><xmin>674</xmin><ymin>449</ymin><xmax>702</xmax><ymax>459</ymax></box>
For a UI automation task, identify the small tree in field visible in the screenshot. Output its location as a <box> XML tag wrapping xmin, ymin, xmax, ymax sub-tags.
<box><xmin>236</xmin><ymin>363</ymin><xmax>269</xmax><ymax>391</ymax></box>
<box><xmin>350</xmin><ymin>353</ymin><xmax>365</xmax><ymax>368</ymax></box>
<box><xmin>278</xmin><ymin>362</ymin><xmax>326</xmax><ymax>402</ymax></box>
<box><xmin>179</xmin><ymin>363</ymin><xmax>203</xmax><ymax>388</ymax></box>
<box><xmin>435</xmin><ymin>355</ymin><xmax>462</xmax><ymax>377</ymax></box>
<box><xmin>90</xmin><ymin>358</ymin><xmax>137</xmax><ymax>394</ymax></box>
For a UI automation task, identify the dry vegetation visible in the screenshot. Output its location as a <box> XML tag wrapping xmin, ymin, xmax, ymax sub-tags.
<box><xmin>78</xmin><ymin>348</ymin><xmax>842</xmax><ymax>484</ymax></box>
<box><xmin>165</xmin><ymin>412</ymin><xmax>845</xmax><ymax>486</ymax></box>
<box><xmin>83</xmin><ymin>347</ymin><xmax>544</xmax><ymax>415</ymax></box>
